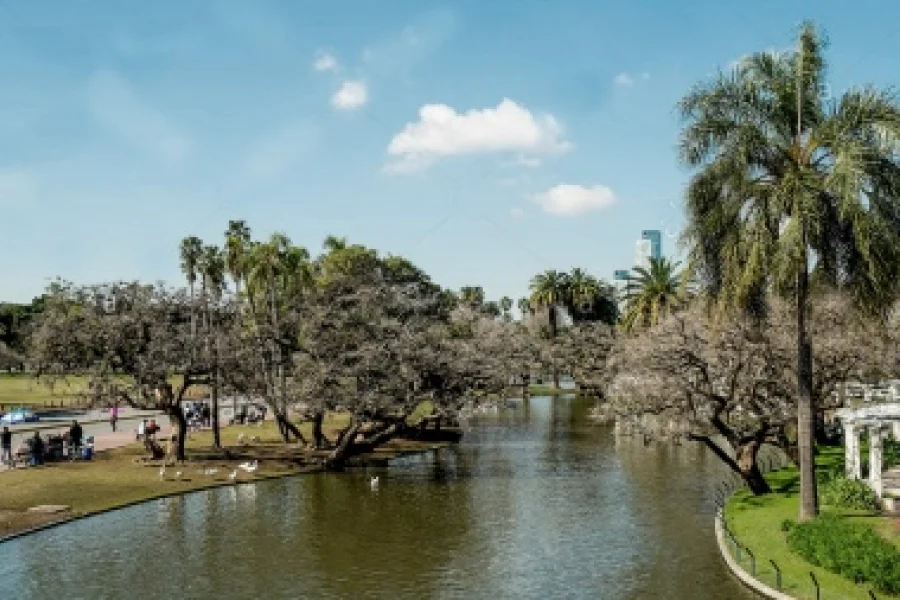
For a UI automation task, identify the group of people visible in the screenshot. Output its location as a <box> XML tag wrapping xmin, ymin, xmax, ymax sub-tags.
<box><xmin>0</xmin><ymin>420</ymin><xmax>85</xmax><ymax>467</ymax></box>
<box><xmin>185</xmin><ymin>402</ymin><xmax>212</xmax><ymax>431</ymax></box>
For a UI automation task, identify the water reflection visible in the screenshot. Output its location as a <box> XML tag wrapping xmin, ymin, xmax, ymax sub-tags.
<box><xmin>0</xmin><ymin>396</ymin><xmax>755</xmax><ymax>600</ymax></box>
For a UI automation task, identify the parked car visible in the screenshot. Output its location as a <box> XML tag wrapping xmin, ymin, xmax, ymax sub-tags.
<box><xmin>0</xmin><ymin>409</ymin><xmax>40</xmax><ymax>424</ymax></box>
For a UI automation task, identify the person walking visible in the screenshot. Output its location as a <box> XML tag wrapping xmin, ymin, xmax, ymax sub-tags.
<box><xmin>109</xmin><ymin>405</ymin><xmax>119</xmax><ymax>432</ymax></box>
<box><xmin>1</xmin><ymin>426</ymin><xmax>12</xmax><ymax>466</ymax></box>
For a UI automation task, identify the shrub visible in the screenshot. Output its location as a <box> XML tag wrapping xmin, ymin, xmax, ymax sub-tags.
<box><xmin>819</xmin><ymin>477</ymin><xmax>878</xmax><ymax>510</ymax></box>
<box><xmin>785</xmin><ymin>515</ymin><xmax>900</xmax><ymax>594</ymax></box>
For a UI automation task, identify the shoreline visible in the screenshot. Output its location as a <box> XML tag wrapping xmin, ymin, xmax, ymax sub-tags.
<box><xmin>0</xmin><ymin>422</ymin><xmax>450</xmax><ymax>543</ymax></box>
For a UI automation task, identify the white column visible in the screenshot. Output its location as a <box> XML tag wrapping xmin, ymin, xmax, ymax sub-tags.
<box><xmin>844</xmin><ymin>422</ymin><xmax>861</xmax><ymax>479</ymax></box>
<box><xmin>869</xmin><ymin>426</ymin><xmax>884</xmax><ymax>498</ymax></box>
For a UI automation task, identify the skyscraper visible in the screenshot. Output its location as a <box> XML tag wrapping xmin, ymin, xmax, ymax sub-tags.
<box><xmin>634</xmin><ymin>230</ymin><xmax>662</xmax><ymax>269</ymax></box>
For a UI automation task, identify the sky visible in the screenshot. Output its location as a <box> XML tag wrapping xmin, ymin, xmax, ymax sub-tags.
<box><xmin>2</xmin><ymin>0</ymin><xmax>899</xmax><ymax>304</ymax></box>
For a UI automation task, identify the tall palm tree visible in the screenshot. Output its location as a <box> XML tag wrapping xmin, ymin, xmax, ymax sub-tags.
<box><xmin>198</xmin><ymin>245</ymin><xmax>226</xmax><ymax>448</ymax></box>
<box><xmin>179</xmin><ymin>236</ymin><xmax>203</xmax><ymax>338</ymax></box>
<box><xmin>679</xmin><ymin>22</ymin><xmax>900</xmax><ymax>520</ymax></box>
<box><xmin>529</xmin><ymin>270</ymin><xmax>570</xmax><ymax>339</ymax></box>
<box><xmin>225</xmin><ymin>220</ymin><xmax>251</xmax><ymax>301</ymax></box>
<box><xmin>459</xmin><ymin>286</ymin><xmax>485</xmax><ymax>309</ymax></box>
<box><xmin>499</xmin><ymin>296</ymin><xmax>513</xmax><ymax>321</ymax></box>
<box><xmin>566</xmin><ymin>268</ymin><xmax>618</xmax><ymax>325</ymax></box>
<box><xmin>517</xmin><ymin>297</ymin><xmax>532</xmax><ymax>321</ymax></box>
<box><xmin>621</xmin><ymin>257</ymin><xmax>685</xmax><ymax>330</ymax></box>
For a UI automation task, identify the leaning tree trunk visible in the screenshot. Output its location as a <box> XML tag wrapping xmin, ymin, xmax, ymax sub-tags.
<box><xmin>735</xmin><ymin>440</ymin><xmax>772</xmax><ymax>495</ymax></box>
<box><xmin>797</xmin><ymin>252</ymin><xmax>818</xmax><ymax>520</ymax></box>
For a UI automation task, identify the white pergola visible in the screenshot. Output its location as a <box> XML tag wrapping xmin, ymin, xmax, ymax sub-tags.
<box><xmin>835</xmin><ymin>403</ymin><xmax>900</xmax><ymax>498</ymax></box>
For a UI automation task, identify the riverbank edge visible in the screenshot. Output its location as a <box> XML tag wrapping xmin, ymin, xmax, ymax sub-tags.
<box><xmin>714</xmin><ymin>511</ymin><xmax>795</xmax><ymax>600</ymax></box>
<box><xmin>0</xmin><ymin>441</ymin><xmax>448</xmax><ymax>545</ymax></box>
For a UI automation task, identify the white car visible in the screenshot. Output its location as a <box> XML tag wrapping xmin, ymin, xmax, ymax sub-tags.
<box><xmin>0</xmin><ymin>409</ymin><xmax>40</xmax><ymax>424</ymax></box>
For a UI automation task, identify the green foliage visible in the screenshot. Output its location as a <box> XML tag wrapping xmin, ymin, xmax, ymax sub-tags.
<box><xmin>785</xmin><ymin>515</ymin><xmax>900</xmax><ymax>594</ymax></box>
<box><xmin>819</xmin><ymin>477</ymin><xmax>878</xmax><ymax>511</ymax></box>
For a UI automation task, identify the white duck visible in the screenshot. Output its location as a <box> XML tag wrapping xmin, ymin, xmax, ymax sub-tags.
<box><xmin>158</xmin><ymin>465</ymin><xmax>166</xmax><ymax>481</ymax></box>
<box><xmin>370</xmin><ymin>476</ymin><xmax>379</xmax><ymax>491</ymax></box>
<box><xmin>238</xmin><ymin>460</ymin><xmax>258</xmax><ymax>473</ymax></box>
<box><xmin>229</xmin><ymin>470</ymin><xmax>238</xmax><ymax>481</ymax></box>
<box><xmin>204</xmin><ymin>468</ymin><xmax>219</xmax><ymax>476</ymax></box>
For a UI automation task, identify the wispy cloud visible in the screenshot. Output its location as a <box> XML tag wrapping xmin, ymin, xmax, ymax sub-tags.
<box><xmin>313</xmin><ymin>50</ymin><xmax>339</xmax><ymax>73</ymax></box>
<box><xmin>86</xmin><ymin>70</ymin><xmax>191</xmax><ymax>164</ymax></box>
<box><xmin>331</xmin><ymin>80</ymin><xmax>368</xmax><ymax>110</ymax></box>
<box><xmin>613</xmin><ymin>71</ymin><xmax>649</xmax><ymax>89</ymax></box>
<box><xmin>510</xmin><ymin>207</ymin><xmax>525</xmax><ymax>219</ymax></box>
<box><xmin>243</xmin><ymin>119</ymin><xmax>318</xmax><ymax>180</ymax></box>
<box><xmin>361</xmin><ymin>8</ymin><xmax>456</xmax><ymax>79</ymax></box>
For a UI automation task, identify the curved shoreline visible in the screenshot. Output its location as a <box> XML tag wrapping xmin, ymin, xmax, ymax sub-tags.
<box><xmin>714</xmin><ymin>511</ymin><xmax>795</xmax><ymax>600</ymax></box>
<box><xmin>0</xmin><ymin>443</ymin><xmax>446</xmax><ymax>545</ymax></box>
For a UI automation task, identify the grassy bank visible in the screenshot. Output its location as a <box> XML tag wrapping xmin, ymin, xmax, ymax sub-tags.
<box><xmin>0</xmin><ymin>415</ymin><xmax>446</xmax><ymax>540</ymax></box>
<box><xmin>724</xmin><ymin>446</ymin><xmax>900</xmax><ymax>600</ymax></box>
<box><xmin>0</xmin><ymin>373</ymin><xmax>207</xmax><ymax>410</ymax></box>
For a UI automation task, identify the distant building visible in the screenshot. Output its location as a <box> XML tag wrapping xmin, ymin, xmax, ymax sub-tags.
<box><xmin>634</xmin><ymin>230</ymin><xmax>662</xmax><ymax>270</ymax></box>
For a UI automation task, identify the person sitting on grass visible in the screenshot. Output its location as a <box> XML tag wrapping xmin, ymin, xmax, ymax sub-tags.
<box><xmin>68</xmin><ymin>420</ymin><xmax>83</xmax><ymax>459</ymax></box>
<box><xmin>29</xmin><ymin>432</ymin><xmax>44</xmax><ymax>467</ymax></box>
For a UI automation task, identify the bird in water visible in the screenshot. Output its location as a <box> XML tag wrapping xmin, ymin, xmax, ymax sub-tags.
<box><xmin>370</xmin><ymin>476</ymin><xmax>379</xmax><ymax>491</ymax></box>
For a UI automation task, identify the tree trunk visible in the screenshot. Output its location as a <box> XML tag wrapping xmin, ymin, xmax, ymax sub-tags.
<box><xmin>275</xmin><ymin>410</ymin><xmax>308</xmax><ymax>445</ymax></box>
<box><xmin>326</xmin><ymin>421</ymin><xmax>361</xmax><ymax>469</ymax></box>
<box><xmin>797</xmin><ymin>254</ymin><xmax>818</xmax><ymax>520</ymax></box>
<box><xmin>736</xmin><ymin>440</ymin><xmax>772</xmax><ymax>495</ymax></box>
<box><xmin>167</xmin><ymin>406</ymin><xmax>188</xmax><ymax>462</ymax></box>
<box><xmin>549</xmin><ymin>304</ymin><xmax>558</xmax><ymax>339</ymax></box>
<box><xmin>312</xmin><ymin>410</ymin><xmax>326</xmax><ymax>448</ymax></box>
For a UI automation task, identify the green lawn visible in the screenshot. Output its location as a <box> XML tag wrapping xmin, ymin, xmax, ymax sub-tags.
<box><xmin>0</xmin><ymin>373</ymin><xmax>207</xmax><ymax>410</ymax></box>
<box><xmin>725</xmin><ymin>446</ymin><xmax>900</xmax><ymax>600</ymax></box>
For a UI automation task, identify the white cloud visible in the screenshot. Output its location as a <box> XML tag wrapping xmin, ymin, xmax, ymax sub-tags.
<box><xmin>510</xmin><ymin>207</ymin><xmax>525</xmax><ymax>219</ymax></box>
<box><xmin>532</xmin><ymin>184</ymin><xmax>616</xmax><ymax>217</ymax></box>
<box><xmin>331</xmin><ymin>80</ymin><xmax>368</xmax><ymax>110</ymax></box>
<box><xmin>614</xmin><ymin>72</ymin><xmax>650</xmax><ymax>89</ymax></box>
<box><xmin>385</xmin><ymin>98</ymin><xmax>570</xmax><ymax>173</ymax></box>
<box><xmin>313</xmin><ymin>50</ymin><xmax>339</xmax><ymax>73</ymax></box>
<box><xmin>0</xmin><ymin>168</ymin><xmax>36</xmax><ymax>206</ymax></box>
<box><xmin>86</xmin><ymin>70</ymin><xmax>191</xmax><ymax>164</ymax></box>
<box><xmin>613</xmin><ymin>73</ymin><xmax>634</xmax><ymax>88</ymax></box>
<box><xmin>505</xmin><ymin>154</ymin><xmax>542</xmax><ymax>168</ymax></box>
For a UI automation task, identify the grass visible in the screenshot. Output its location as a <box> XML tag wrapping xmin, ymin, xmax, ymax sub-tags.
<box><xmin>725</xmin><ymin>445</ymin><xmax>900</xmax><ymax>600</ymax></box>
<box><xmin>0</xmin><ymin>413</ymin><xmax>444</xmax><ymax>539</ymax></box>
<box><xmin>0</xmin><ymin>373</ymin><xmax>208</xmax><ymax>410</ymax></box>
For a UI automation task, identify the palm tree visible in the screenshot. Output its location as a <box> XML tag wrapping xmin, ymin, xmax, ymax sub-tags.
<box><xmin>566</xmin><ymin>268</ymin><xmax>618</xmax><ymax>325</ymax></box>
<box><xmin>529</xmin><ymin>270</ymin><xmax>570</xmax><ymax>339</ymax></box>
<box><xmin>679</xmin><ymin>22</ymin><xmax>900</xmax><ymax>520</ymax></box>
<box><xmin>198</xmin><ymin>245</ymin><xmax>226</xmax><ymax>448</ymax></box>
<box><xmin>499</xmin><ymin>296</ymin><xmax>513</xmax><ymax>321</ymax></box>
<box><xmin>459</xmin><ymin>286</ymin><xmax>485</xmax><ymax>309</ymax></box>
<box><xmin>225</xmin><ymin>220</ymin><xmax>251</xmax><ymax>301</ymax></box>
<box><xmin>179</xmin><ymin>236</ymin><xmax>203</xmax><ymax>338</ymax></box>
<box><xmin>517</xmin><ymin>297</ymin><xmax>532</xmax><ymax>321</ymax></box>
<box><xmin>621</xmin><ymin>257</ymin><xmax>685</xmax><ymax>330</ymax></box>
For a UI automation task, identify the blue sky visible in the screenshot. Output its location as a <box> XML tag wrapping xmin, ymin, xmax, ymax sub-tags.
<box><xmin>1</xmin><ymin>0</ymin><xmax>898</xmax><ymax>303</ymax></box>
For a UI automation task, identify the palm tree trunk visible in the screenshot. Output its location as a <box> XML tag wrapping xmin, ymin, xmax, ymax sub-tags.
<box><xmin>549</xmin><ymin>305</ymin><xmax>559</xmax><ymax>388</ymax></box>
<box><xmin>797</xmin><ymin>249</ymin><xmax>818</xmax><ymax>521</ymax></box>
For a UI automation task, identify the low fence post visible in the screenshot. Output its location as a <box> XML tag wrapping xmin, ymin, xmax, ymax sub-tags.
<box><xmin>810</xmin><ymin>572</ymin><xmax>820</xmax><ymax>600</ymax></box>
<box><xmin>769</xmin><ymin>560</ymin><xmax>781</xmax><ymax>591</ymax></box>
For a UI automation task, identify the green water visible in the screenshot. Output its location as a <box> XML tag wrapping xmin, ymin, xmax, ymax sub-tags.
<box><xmin>0</xmin><ymin>396</ymin><xmax>755</xmax><ymax>599</ymax></box>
